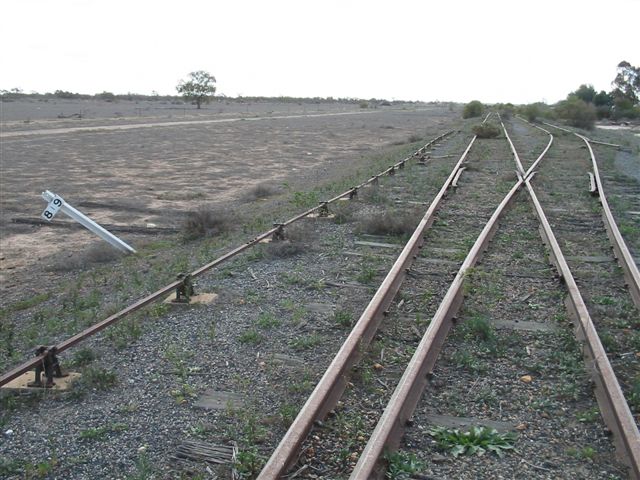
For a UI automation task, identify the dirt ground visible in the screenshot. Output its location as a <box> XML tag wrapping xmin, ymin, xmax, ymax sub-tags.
<box><xmin>0</xmin><ymin>99</ymin><xmax>456</xmax><ymax>303</ymax></box>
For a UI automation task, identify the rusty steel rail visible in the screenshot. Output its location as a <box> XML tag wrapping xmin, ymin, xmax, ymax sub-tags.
<box><xmin>349</xmin><ymin>121</ymin><xmax>550</xmax><ymax>479</ymax></box>
<box><xmin>0</xmin><ymin>131</ymin><xmax>454</xmax><ymax>388</ymax></box>
<box><xmin>540</xmin><ymin>120</ymin><xmax>640</xmax><ymax>308</ymax></box>
<box><xmin>504</xmin><ymin>121</ymin><xmax>640</xmax><ymax>478</ymax></box>
<box><xmin>257</xmin><ymin>116</ymin><xmax>504</xmax><ymax>479</ymax></box>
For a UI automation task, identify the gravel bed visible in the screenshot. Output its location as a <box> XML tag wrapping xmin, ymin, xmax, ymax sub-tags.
<box><xmin>525</xmin><ymin>129</ymin><xmax>640</xmax><ymax>427</ymax></box>
<box><xmin>400</xmin><ymin>194</ymin><xmax>626</xmax><ymax>479</ymax></box>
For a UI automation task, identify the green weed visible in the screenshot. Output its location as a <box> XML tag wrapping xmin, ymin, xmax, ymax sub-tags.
<box><xmin>428</xmin><ymin>426</ymin><xmax>516</xmax><ymax>457</ymax></box>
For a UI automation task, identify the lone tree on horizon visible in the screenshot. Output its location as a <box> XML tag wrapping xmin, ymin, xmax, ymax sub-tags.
<box><xmin>176</xmin><ymin>71</ymin><xmax>216</xmax><ymax>109</ymax></box>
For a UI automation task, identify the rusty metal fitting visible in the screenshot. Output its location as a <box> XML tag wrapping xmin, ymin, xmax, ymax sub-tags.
<box><xmin>318</xmin><ymin>202</ymin><xmax>330</xmax><ymax>217</ymax></box>
<box><xmin>174</xmin><ymin>273</ymin><xmax>195</xmax><ymax>303</ymax></box>
<box><xmin>272</xmin><ymin>223</ymin><xmax>286</xmax><ymax>241</ymax></box>
<box><xmin>28</xmin><ymin>346</ymin><xmax>66</xmax><ymax>388</ymax></box>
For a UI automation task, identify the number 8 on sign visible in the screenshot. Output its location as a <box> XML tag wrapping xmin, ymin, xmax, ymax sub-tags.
<box><xmin>41</xmin><ymin>195</ymin><xmax>64</xmax><ymax>221</ymax></box>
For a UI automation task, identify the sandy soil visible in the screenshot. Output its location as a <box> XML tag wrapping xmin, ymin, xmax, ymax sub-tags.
<box><xmin>0</xmin><ymin>99</ymin><xmax>455</xmax><ymax>301</ymax></box>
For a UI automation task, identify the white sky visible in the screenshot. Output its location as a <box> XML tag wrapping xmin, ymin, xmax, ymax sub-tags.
<box><xmin>1</xmin><ymin>0</ymin><xmax>638</xmax><ymax>104</ymax></box>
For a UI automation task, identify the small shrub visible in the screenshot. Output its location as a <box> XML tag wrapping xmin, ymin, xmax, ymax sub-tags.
<box><xmin>357</xmin><ymin>209</ymin><xmax>420</xmax><ymax>236</ymax></box>
<box><xmin>256</xmin><ymin>312</ymin><xmax>281</xmax><ymax>329</ymax></box>
<box><xmin>407</xmin><ymin>133</ymin><xmax>422</xmax><ymax>143</ymax></box>
<box><xmin>182</xmin><ymin>207</ymin><xmax>233</xmax><ymax>240</ymax></box>
<box><xmin>472</xmin><ymin>123</ymin><xmax>500</xmax><ymax>138</ymax></box>
<box><xmin>243</xmin><ymin>183</ymin><xmax>278</xmax><ymax>202</ymax></box>
<box><xmin>239</xmin><ymin>328</ymin><xmax>262</xmax><ymax>345</ymax></box>
<box><xmin>72</xmin><ymin>347</ymin><xmax>96</xmax><ymax>366</ymax></box>
<box><xmin>80</xmin><ymin>366</ymin><xmax>118</xmax><ymax>390</ymax></box>
<box><xmin>234</xmin><ymin>446</ymin><xmax>266</xmax><ymax>478</ymax></box>
<box><xmin>265</xmin><ymin>223</ymin><xmax>311</xmax><ymax>258</ymax></box>
<box><xmin>463</xmin><ymin>100</ymin><xmax>484</xmax><ymax>119</ymax></box>
<box><xmin>333</xmin><ymin>309</ymin><xmax>354</xmax><ymax>328</ymax></box>
<box><xmin>290</xmin><ymin>334</ymin><xmax>322</xmax><ymax>351</ymax></box>
<box><xmin>332</xmin><ymin>202</ymin><xmax>354</xmax><ymax>224</ymax></box>
<box><xmin>83</xmin><ymin>243</ymin><xmax>124</xmax><ymax>264</ymax></box>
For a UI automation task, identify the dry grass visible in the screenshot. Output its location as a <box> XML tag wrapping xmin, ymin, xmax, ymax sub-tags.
<box><xmin>356</xmin><ymin>208</ymin><xmax>421</xmax><ymax>236</ymax></box>
<box><xmin>265</xmin><ymin>222</ymin><xmax>313</xmax><ymax>258</ymax></box>
<box><xmin>242</xmin><ymin>183</ymin><xmax>279</xmax><ymax>202</ymax></box>
<box><xmin>472</xmin><ymin>123</ymin><xmax>500</xmax><ymax>139</ymax></box>
<box><xmin>182</xmin><ymin>207</ymin><xmax>235</xmax><ymax>240</ymax></box>
<box><xmin>46</xmin><ymin>242</ymin><xmax>125</xmax><ymax>272</ymax></box>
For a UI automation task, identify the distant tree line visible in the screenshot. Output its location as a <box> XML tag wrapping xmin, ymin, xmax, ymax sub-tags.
<box><xmin>461</xmin><ymin>61</ymin><xmax>640</xmax><ymax>130</ymax></box>
<box><xmin>0</xmin><ymin>88</ymin><xmax>416</xmax><ymax>108</ymax></box>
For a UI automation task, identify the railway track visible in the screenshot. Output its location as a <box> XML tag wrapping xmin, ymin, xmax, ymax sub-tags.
<box><xmin>256</xmin><ymin>117</ymin><xmax>640</xmax><ymax>479</ymax></box>
<box><xmin>2</xmin><ymin>114</ymin><xmax>638</xmax><ymax>479</ymax></box>
<box><xmin>0</xmin><ymin>127</ymin><xmax>463</xmax><ymax>477</ymax></box>
<box><xmin>0</xmin><ymin>131</ymin><xmax>455</xmax><ymax>389</ymax></box>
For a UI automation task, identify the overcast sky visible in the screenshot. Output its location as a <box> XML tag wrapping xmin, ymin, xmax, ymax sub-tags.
<box><xmin>1</xmin><ymin>0</ymin><xmax>638</xmax><ymax>104</ymax></box>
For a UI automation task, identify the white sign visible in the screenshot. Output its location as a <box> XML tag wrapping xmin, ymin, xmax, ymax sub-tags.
<box><xmin>41</xmin><ymin>195</ymin><xmax>64</xmax><ymax>221</ymax></box>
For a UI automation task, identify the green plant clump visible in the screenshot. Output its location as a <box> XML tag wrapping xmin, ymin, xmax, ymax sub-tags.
<box><xmin>428</xmin><ymin>426</ymin><xmax>516</xmax><ymax>457</ymax></box>
<box><xmin>385</xmin><ymin>450</ymin><xmax>423</xmax><ymax>479</ymax></box>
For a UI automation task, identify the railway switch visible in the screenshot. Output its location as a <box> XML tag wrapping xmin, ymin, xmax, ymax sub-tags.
<box><xmin>28</xmin><ymin>346</ymin><xmax>67</xmax><ymax>388</ymax></box>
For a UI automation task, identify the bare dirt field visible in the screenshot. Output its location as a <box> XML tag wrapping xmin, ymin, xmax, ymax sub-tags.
<box><xmin>0</xmin><ymin>99</ymin><xmax>457</xmax><ymax>303</ymax></box>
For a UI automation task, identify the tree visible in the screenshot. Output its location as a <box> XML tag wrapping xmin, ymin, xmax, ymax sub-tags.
<box><xmin>593</xmin><ymin>90</ymin><xmax>613</xmax><ymax>107</ymax></box>
<box><xmin>612</xmin><ymin>60</ymin><xmax>640</xmax><ymax>104</ymax></box>
<box><xmin>176</xmin><ymin>71</ymin><xmax>216</xmax><ymax>109</ymax></box>
<box><xmin>571</xmin><ymin>84</ymin><xmax>596</xmax><ymax>104</ymax></box>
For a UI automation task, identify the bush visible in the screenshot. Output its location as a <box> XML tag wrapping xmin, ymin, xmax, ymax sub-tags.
<box><xmin>182</xmin><ymin>207</ymin><xmax>233</xmax><ymax>240</ymax></box>
<box><xmin>498</xmin><ymin>103</ymin><xmax>515</xmax><ymax>119</ymax></box>
<box><xmin>242</xmin><ymin>183</ymin><xmax>278</xmax><ymax>202</ymax></box>
<box><xmin>463</xmin><ymin>100</ymin><xmax>484</xmax><ymax>119</ymax></box>
<box><xmin>612</xmin><ymin>98</ymin><xmax>640</xmax><ymax>120</ymax></box>
<box><xmin>356</xmin><ymin>208</ymin><xmax>421</xmax><ymax>236</ymax></box>
<box><xmin>555</xmin><ymin>98</ymin><xmax>596</xmax><ymax>129</ymax></box>
<box><xmin>472</xmin><ymin>123</ymin><xmax>500</xmax><ymax>138</ymax></box>
<box><xmin>95</xmin><ymin>91</ymin><xmax>116</xmax><ymax>102</ymax></box>
<box><xmin>523</xmin><ymin>104</ymin><xmax>540</xmax><ymax>122</ymax></box>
